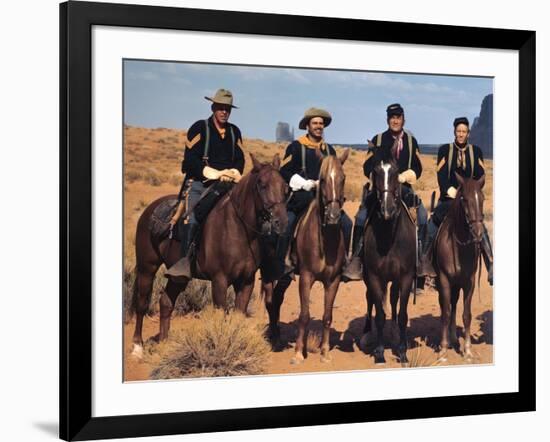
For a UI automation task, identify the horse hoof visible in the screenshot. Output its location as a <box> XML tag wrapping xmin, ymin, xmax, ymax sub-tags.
<box><xmin>320</xmin><ymin>353</ymin><xmax>332</xmax><ymax>363</ymax></box>
<box><xmin>290</xmin><ymin>354</ymin><xmax>304</xmax><ymax>365</ymax></box>
<box><xmin>399</xmin><ymin>353</ymin><xmax>409</xmax><ymax>364</ymax></box>
<box><xmin>374</xmin><ymin>354</ymin><xmax>386</xmax><ymax>365</ymax></box>
<box><xmin>437</xmin><ymin>353</ymin><xmax>448</xmax><ymax>363</ymax></box>
<box><xmin>131</xmin><ymin>344</ymin><xmax>143</xmax><ymax>359</ymax></box>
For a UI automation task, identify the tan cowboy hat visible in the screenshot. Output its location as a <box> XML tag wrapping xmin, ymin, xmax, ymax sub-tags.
<box><xmin>204</xmin><ymin>88</ymin><xmax>238</xmax><ymax>108</ymax></box>
<box><xmin>299</xmin><ymin>107</ymin><xmax>332</xmax><ymax>130</ymax></box>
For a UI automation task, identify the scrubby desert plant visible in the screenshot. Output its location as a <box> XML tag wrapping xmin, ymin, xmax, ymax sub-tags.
<box><xmin>150</xmin><ymin>306</ymin><xmax>271</xmax><ymax>379</ymax></box>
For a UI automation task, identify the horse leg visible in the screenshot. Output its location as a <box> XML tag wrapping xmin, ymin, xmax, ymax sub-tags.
<box><xmin>131</xmin><ymin>268</ymin><xmax>157</xmax><ymax>358</ymax></box>
<box><xmin>397</xmin><ymin>274</ymin><xmax>414</xmax><ymax>364</ymax></box>
<box><xmin>159</xmin><ymin>279</ymin><xmax>187</xmax><ymax>341</ymax></box>
<box><xmin>462</xmin><ymin>280</ymin><xmax>475</xmax><ymax>361</ymax></box>
<box><xmin>320</xmin><ymin>277</ymin><xmax>340</xmax><ymax>363</ymax></box>
<box><xmin>234</xmin><ymin>276</ymin><xmax>255</xmax><ymax>314</ymax></box>
<box><xmin>369</xmin><ymin>278</ymin><xmax>387</xmax><ymax>364</ymax></box>
<box><xmin>291</xmin><ymin>272</ymin><xmax>314</xmax><ymax>365</ymax></box>
<box><xmin>390</xmin><ymin>282</ymin><xmax>399</xmax><ymax>324</ymax></box>
<box><xmin>449</xmin><ymin>285</ymin><xmax>460</xmax><ymax>352</ymax></box>
<box><xmin>437</xmin><ymin>274</ymin><xmax>452</xmax><ymax>362</ymax></box>
<box><xmin>264</xmin><ymin>275</ymin><xmax>292</xmax><ymax>347</ymax></box>
<box><xmin>211</xmin><ymin>274</ymin><xmax>229</xmax><ymax>310</ymax></box>
<box><xmin>359</xmin><ymin>288</ymin><xmax>373</xmax><ymax>352</ymax></box>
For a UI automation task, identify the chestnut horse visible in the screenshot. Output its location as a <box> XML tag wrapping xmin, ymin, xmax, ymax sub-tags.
<box><xmin>263</xmin><ymin>150</ymin><xmax>350</xmax><ymax>364</ymax></box>
<box><xmin>361</xmin><ymin>145</ymin><xmax>417</xmax><ymax>364</ymax></box>
<box><xmin>130</xmin><ymin>154</ymin><xmax>288</xmax><ymax>357</ymax></box>
<box><xmin>433</xmin><ymin>173</ymin><xmax>485</xmax><ymax>362</ymax></box>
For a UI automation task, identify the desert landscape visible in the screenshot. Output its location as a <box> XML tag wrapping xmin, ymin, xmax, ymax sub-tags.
<box><xmin>123</xmin><ymin>126</ymin><xmax>494</xmax><ymax>381</ymax></box>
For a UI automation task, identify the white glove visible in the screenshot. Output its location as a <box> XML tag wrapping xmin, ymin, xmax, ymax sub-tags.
<box><xmin>289</xmin><ymin>174</ymin><xmax>308</xmax><ymax>191</ymax></box>
<box><xmin>398</xmin><ymin>169</ymin><xmax>417</xmax><ymax>184</ymax></box>
<box><xmin>303</xmin><ymin>179</ymin><xmax>317</xmax><ymax>191</ymax></box>
<box><xmin>447</xmin><ymin>186</ymin><xmax>457</xmax><ymax>199</ymax></box>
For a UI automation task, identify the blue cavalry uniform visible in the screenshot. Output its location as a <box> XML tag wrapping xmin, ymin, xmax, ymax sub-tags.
<box><xmin>276</xmin><ymin>134</ymin><xmax>353</xmax><ymax>276</ymax></box>
<box><xmin>343</xmin><ymin>104</ymin><xmax>427</xmax><ymax>281</ymax></box>
<box><xmin>165</xmin><ymin>89</ymin><xmax>245</xmax><ymax>279</ymax></box>
<box><xmin>419</xmin><ymin>117</ymin><xmax>493</xmax><ymax>284</ymax></box>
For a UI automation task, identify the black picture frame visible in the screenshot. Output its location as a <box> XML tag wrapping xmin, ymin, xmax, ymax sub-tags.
<box><xmin>60</xmin><ymin>1</ymin><xmax>536</xmax><ymax>440</ymax></box>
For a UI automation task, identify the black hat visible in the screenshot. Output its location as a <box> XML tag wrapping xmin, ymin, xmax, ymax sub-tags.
<box><xmin>386</xmin><ymin>103</ymin><xmax>404</xmax><ymax>117</ymax></box>
<box><xmin>453</xmin><ymin>117</ymin><xmax>469</xmax><ymax>128</ymax></box>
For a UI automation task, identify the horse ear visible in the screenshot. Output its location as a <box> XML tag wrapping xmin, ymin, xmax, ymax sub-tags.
<box><xmin>477</xmin><ymin>174</ymin><xmax>485</xmax><ymax>189</ymax></box>
<box><xmin>339</xmin><ymin>148</ymin><xmax>350</xmax><ymax>165</ymax></box>
<box><xmin>454</xmin><ymin>171</ymin><xmax>465</xmax><ymax>187</ymax></box>
<box><xmin>250</xmin><ymin>152</ymin><xmax>261</xmax><ymax>171</ymax></box>
<box><xmin>271</xmin><ymin>154</ymin><xmax>281</xmax><ymax>170</ymax></box>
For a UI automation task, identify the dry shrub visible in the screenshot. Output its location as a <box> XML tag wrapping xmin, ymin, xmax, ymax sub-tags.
<box><xmin>406</xmin><ymin>340</ymin><xmax>440</xmax><ymax>368</ymax></box>
<box><xmin>150</xmin><ymin>306</ymin><xmax>271</xmax><ymax>379</ymax></box>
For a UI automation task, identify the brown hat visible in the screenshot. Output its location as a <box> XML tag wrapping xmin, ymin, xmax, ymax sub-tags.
<box><xmin>299</xmin><ymin>107</ymin><xmax>332</xmax><ymax>130</ymax></box>
<box><xmin>204</xmin><ymin>88</ymin><xmax>238</xmax><ymax>108</ymax></box>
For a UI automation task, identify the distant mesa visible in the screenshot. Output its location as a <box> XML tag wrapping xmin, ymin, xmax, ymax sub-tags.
<box><xmin>469</xmin><ymin>93</ymin><xmax>493</xmax><ymax>157</ymax></box>
<box><xmin>276</xmin><ymin>122</ymin><xmax>294</xmax><ymax>143</ymax></box>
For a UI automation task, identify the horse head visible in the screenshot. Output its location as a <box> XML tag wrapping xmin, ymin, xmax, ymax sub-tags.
<box><xmin>455</xmin><ymin>172</ymin><xmax>485</xmax><ymax>243</ymax></box>
<box><xmin>317</xmin><ymin>149</ymin><xmax>349</xmax><ymax>226</ymax></box>
<box><xmin>372</xmin><ymin>145</ymin><xmax>400</xmax><ymax>221</ymax></box>
<box><xmin>250</xmin><ymin>153</ymin><xmax>289</xmax><ymax>236</ymax></box>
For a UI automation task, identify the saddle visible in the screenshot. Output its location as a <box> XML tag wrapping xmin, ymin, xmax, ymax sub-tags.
<box><xmin>149</xmin><ymin>198</ymin><xmax>184</xmax><ymax>241</ymax></box>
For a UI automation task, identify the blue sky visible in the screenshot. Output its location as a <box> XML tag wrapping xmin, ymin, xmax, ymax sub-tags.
<box><xmin>124</xmin><ymin>60</ymin><xmax>493</xmax><ymax>144</ymax></box>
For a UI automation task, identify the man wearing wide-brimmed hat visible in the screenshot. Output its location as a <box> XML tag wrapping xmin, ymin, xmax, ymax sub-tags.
<box><xmin>343</xmin><ymin>103</ymin><xmax>426</xmax><ymax>282</ymax></box>
<box><xmin>274</xmin><ymin>107</ymin><xmax>353</xmax><ymax>279</ymax></box>
<box><xmin>165</xmin><ymin>88</ymin><xmax>245</xmax><ymax>279</ymax></box>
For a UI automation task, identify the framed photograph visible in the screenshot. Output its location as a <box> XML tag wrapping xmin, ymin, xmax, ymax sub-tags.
<box><xmin>60</xmin><ymin>1</ymin><xmax>535</xmax><ymax>440</ymax></box>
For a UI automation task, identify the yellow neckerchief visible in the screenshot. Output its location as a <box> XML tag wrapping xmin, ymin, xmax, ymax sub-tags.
<box><xmin>298</xmin><ymin>134</ymin><xmax>327</xmax><ymax>152</ymax></box>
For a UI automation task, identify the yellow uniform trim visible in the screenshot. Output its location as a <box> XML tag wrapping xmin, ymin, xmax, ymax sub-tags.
<box><xmin>478</xmin><ymin>158</ymin><xmax>484</xmax><ymax>168</ymax></box>
<box><xmin>186</xmin><ymin>133</ymin><xmax>201</xmax><ymax>149</ymax></box>
<box><xmin>437</xmin><ymin>157</ymin><xmax>446</xmax><ymax>172</ymax></box>
<box><xmin>281</xmin><ymin>155</ymin><xmax>292</xmax><ymax>167</ymax></box>
<box><xmin>237</xmin><ymin>139</ymin><xmax>244</xmax><ymax>149</ymax></box>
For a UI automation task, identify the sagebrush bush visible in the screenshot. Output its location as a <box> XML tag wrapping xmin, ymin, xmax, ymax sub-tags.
<box><xmin>150</xmin><ymin>306</ymin><xmax>271</xmax><ymax>379</ymax></box>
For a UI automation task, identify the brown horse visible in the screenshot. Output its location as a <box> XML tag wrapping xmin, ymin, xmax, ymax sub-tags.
<box><xmin>130</xmin><ymin>154</ymin><xmax>288</xmax><ymax>358</ymax></box>
<box><xmin>361</xmin><ymin>145</ymin><xmax>417</xmax><ymax>364</ymax></box>
<box><xmin>433</xmin><ymin>173</ymin><xmax>485</xmax><ymax>362</ymax></box>
<box><xmin>284</xmin><ymin>150</ymin><xmax>350</xmax><ymax>364</ymax></box>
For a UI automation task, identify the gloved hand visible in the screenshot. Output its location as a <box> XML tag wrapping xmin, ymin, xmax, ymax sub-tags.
<box><xmin>289</xmin><ymin>174</ymin><xmax>308</xmax><ymax>191</ymax></box>
<box><xmin>398</xmin><ymin>169</ymin><xmax>417</xmax><ymax>184</ymax></box>
<box><xmin>302</xmin><ymin>179</ymin><xmax>317</xmax><ymax>191</ymax></box>
<box><xmin>447</xmin><ymin>186</ymin><xmax>457</xmax><ymax>199</ymax></box>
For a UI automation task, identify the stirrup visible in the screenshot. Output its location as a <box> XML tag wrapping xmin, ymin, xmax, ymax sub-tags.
<box><xmin>341</xmin><ymin>256</ymin><xmax>363</xmax><ymax>282</ymax></box>
<box><xmin>164</xmin><ymin>257</ymin><xmax>192</xmax><ymax>279</ymax></box>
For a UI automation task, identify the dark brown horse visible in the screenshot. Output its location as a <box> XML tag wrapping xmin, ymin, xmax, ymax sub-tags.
<box><xmin>284</xmin><ymin>150</ymin><xmax>350</xmax><ymax>364</ymax></box>
<box><xmin>130</xmin><ymin>154</ymin><xmax>288</xmax><ymax>358</ymax></box>
<box><xmin>361</xmin><ymin>145</ymin><xmax>417</xmax><ymax>364</ymax></box>
<box><xmin>433</xmin><ymin>173</ymin><xmax>485</xmax><ymax>362</ymax></box>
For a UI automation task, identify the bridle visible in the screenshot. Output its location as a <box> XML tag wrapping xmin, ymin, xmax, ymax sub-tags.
<box><xmin>454</xmin><ymin>192</ymin><xmax>484</xmax><ymax>246</ymax></box>
<box><xmin>318</xmin><ymin>166</ymin><xmax>345</xmax><ymax>228</ymax></box>
<box><xmin>229</xmin><ymin>166</ymin><xmax>287</xmax><ymax>236</ymax></box>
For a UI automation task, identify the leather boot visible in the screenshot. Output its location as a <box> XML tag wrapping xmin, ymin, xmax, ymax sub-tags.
<box><xmin>481</xmin><ymin>226</ymin><xmax>494</xmax><ymax>286</ymax></box>
<box><xmin>417</xmin><ymin>219</ymin><xmax>437</xmax><ymax>277</ymax></box>
<box><xmin>165</xmin><ymin>223</ymin><xmax>198</xmax><ymax>279</ymax></box>
<box><xmin>341</xmin><ymin>225</ymin><xmax>364</xmax><ymax>282</ymax></box>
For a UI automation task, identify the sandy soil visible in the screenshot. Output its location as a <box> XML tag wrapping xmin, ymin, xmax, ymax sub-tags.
<box><xmin>123</xmin><ymin>127</ymin><xmax>493</xmax><ymax>381</ymax></box>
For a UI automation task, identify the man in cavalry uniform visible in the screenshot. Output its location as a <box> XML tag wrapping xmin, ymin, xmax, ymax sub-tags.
<box><xmin>165</xmin><ymin>88</ymin><xmax>245</xmax><ymax>279</ymax></box>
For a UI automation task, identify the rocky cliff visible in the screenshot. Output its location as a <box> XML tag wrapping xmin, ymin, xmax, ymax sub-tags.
<box><xmin>469</xmin><ymin>93</ymin><xmax>493</xmax><ymax>157</ymax></box>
